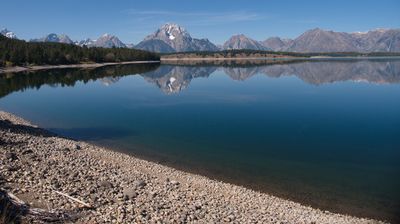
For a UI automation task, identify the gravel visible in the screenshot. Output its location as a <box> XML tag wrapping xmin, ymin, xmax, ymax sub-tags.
<box><xmin>0</xmin><ymin>111</ymin><xmax>386</xmax><ymax>223</ymax></box>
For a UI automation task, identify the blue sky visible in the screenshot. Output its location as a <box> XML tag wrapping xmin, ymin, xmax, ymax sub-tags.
<box><xmin>1</xmin><ymin>0</ymin><xmax>399</xmax><ymax>44</ymax></box>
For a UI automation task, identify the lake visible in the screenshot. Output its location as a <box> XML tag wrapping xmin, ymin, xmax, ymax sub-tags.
<box><xmin>1</xmin><ymin>58</ymin><xmax>399</xmax><ymax>222</ymax></box>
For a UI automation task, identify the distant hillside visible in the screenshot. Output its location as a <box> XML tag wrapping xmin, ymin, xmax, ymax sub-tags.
<box><xmin>0</xmin><ymin>35</ymin><xmax>159</xmax><ymax>67</ymax></box>
<box><xmin>263</xmin><ymin>28</ymin><xmax>400</xmax><ymax>53</ymax></box>
<box><xmin>135</xmin><ymin>39</ymin><xmax>176</xmax><ymax>53</ymax></box>
<box><xmin>222</xmin><ymin>34</ymin><xmax>269</xmax><ymax>50</ymax></box>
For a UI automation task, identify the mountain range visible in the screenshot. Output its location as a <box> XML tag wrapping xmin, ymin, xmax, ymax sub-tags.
<box><xmin>30</xmin><ymin>33</ymin><xmax>126</xmax><ymax>48</ymax></box>
<box><xmin>2</xmin><ymin>25</ymin><xmax>400</xmax><ymax>52</ymax></box>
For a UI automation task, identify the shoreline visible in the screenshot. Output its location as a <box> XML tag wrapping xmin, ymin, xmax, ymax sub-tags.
<box><xmin>0</xmin><ymin>60</ymin><xmax>160</xmax><ymax>74</ymax></box>
<box><xmin>92</xmin><ymin>140</ymin><xmax>393</xmax><ymax>222</ymax></box>
<box><xmin>160</xmin><ymin>56</ymin><xmax>400</xmax><ymax>61</ymax></box>
<box><xmin>1</xmin><ymin>57</ymin><xmax>399</xmax><ymax>74</ymax></box>
<box><xmin>0</xmin><ymin>111</ymin><xmax>387</xmax><ymax>223</ymax></box>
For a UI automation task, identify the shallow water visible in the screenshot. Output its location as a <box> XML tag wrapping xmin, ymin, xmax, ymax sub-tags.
<box><xmin>1</xmin><ymin>59</ymin><xmax>399</xmax><ymax>222</ymax></box>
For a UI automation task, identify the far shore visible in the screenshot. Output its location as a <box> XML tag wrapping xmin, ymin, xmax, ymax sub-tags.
<box><xmin>0</xmin><ymin>60</ymin><xmax>160</xmax><ymax>74</ymax></box>
<box><xmin>1</xmin><ymin>56</ymin><xmax>399</xmax><ymax>74</ymax></box>
<box><xmin>160</xmin><ymin>56</ymin><xmax>400</xmax><ymax>61</ymax></box>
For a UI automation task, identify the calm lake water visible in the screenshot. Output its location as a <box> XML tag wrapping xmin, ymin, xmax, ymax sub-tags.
<box><xmin>1</xmin><ymin>59</ymin><xmax>399</xmax><ymax>222</ymax></box>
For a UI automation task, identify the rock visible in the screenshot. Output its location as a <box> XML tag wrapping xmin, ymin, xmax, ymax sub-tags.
<box><xmin>133</xmin><ymin>180</ymin><xmax>146</xmax><ymax>189</ymax></box>
<box><xmin>170</xmin><ymin>180</ymin><xmax>179</xmax><ymax>185</ymax></box>
<box><xmin>22</xmin><ymin>149</ymin><xmax>34</xmax><ymax>155</ymax></box>
<box><xmin>6</xmin><ymin>165</ymin><xmax>19</xmax><ymax>172</ymax></box>
<box><xmin>123</xmin><ymin>188</ymin><xmax>137</xmax><ymax>200</ymax></box>
<box><xmin>99</xmin><ymin>180</ymin><xmax>113</xmax><ymax>188</ymax></box>
<box><xmin>5</xmin><ymin>152</ymin><xmax>18</xmax><ymax>161</ymax></box>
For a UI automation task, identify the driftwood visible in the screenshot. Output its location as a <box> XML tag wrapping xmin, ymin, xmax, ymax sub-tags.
<box><xmin>0</xmin><ymin>188</ymin><xmax>72</xmax><ymax>223</ymax></box>
<box><xmin>53</xmin><ymin>190</ymin><xmax>92</xmax><ymax>208</ymax></box>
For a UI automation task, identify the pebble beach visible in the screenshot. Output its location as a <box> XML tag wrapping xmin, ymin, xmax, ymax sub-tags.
<box><xmin>0</xmin><ymin>111</ymin><xmax>385</xmax><ymax>223</ymax></box>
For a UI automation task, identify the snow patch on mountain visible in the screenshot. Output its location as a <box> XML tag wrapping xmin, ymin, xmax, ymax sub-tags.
<box><xmin>1</xmin><ymin>28</ymin><xmax>17</xmax><ymax>39</ymax></box>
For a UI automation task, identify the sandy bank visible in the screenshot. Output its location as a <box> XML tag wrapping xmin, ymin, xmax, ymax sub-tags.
<box><xmin>0</xmin><ymin>61</ymin><xmax>160</xmax><ymax>74</ymax></box>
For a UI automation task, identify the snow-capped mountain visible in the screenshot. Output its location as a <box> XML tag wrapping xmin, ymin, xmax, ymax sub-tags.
<box><xmin>222</xmin><ymin>34</ymin><xmax>268</xmax><ymax>50</ymax></box>
<box><xmin>31</xmin><ymin>33</ymin><xmax>74</xmax><ymax>44</ymax></box>
<box><xmin>75</xmin><ymin>38</ymin><xmax>95</xmax><ymax>47</ymax></box>
<box><xmin>125</xmin><ymin>43</ymin><xmax>135</xmax><ymax>49</ymax></box>
<box><xmin>136</xmin><ymin>23</ymin><xmax>219</xmax><ymax>52</ymax></box>
<box><xmin>1</xmin><ymin>28</ymin><xmax>17</xmax><ymax>39</ymax></box>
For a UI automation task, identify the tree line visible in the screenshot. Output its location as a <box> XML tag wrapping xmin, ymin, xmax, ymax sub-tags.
<box><xmin>0</xmin><ymin>35</ymin><xmax>160</xmax><ymax>67</ymax></box>
<box><xmin>162</xmin><ymin>49</ymin><xmax>400</xmax><ymax>58</ymax></box>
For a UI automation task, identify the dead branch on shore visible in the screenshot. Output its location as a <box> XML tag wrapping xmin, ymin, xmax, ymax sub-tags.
<box><xmin>53</xmin><ymin>190</ymin><xmax>92</xmax><ymax>209</ymax></box>
<box><xmin>0</xmin><ymin>188</ymin><xmax>72</xmax><ymax>223</ymax></box>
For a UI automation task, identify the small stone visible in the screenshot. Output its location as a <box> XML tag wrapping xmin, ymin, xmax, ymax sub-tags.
<box><xmin>6</xmin><ymin>165</ymin><xmax>19</xmax><ymax>172</ymax></box>
<box><xmin>170</xmin><ymin>180</ymin><xmax>179</xmax><ymax>185</ymax></box>
<box><xmin>123</xmin><ymin>188</ymin><xmax>138</xmax><ymax>199</ymax></box>
<box><xmin>5</xmin><ymin>152</ymin><xmax>18</xmax><ymax>161</ymax></box>
<box><xmin>133</xmin><ymin>180</ymin><xmax>146</xmax><ymax>189</ymax></box>
<box><xmin>99</xmin><ymin>180</ymin><xmax>113</xmax><ymax>188</ymax></box>
<box><xmin>22</xmin><ymin>149</ymin><xmax>34</xmax><ymax>155</ymax></box>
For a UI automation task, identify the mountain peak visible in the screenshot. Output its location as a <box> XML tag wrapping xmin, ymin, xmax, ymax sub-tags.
<box><xmin>158</xmin><ymin>23</ymin><xmax>190</xmax><ymax>40</ymax></box>
<box><xmin>138</xmin><ymin>23</ymin><xmax>218</xmax><ymax>52</ymax></box>
<box><xmin>94</xmin><ymin>33</ymin><xmax>126</xmax><ymax>48</ymax></box>
<box><xmin>223</xmin><ymin>34</ymin><xmax>268</xmax><ymax>50</ymax></box>
<box><xmin>305</xmin><ymin>28</ymin><xmax>330</xmax><ymax>35</ymax></box>
<box><xmin>102</xmin><ymin>33</ymin><xmax>112</xmax><ymax>37</ymax></box>
<box><xmin>373</xmin><ymin>28</ymin><xmax>389</xmax><ymax>33</ymax></box>
<box><xmin>261</xmin><ymin>37</ymin><xmax>293</xmax><ymax>51</ymax></box>
<box><xmin>161</xmin><ymin>23</ymin><xmax>186</xmax><ymax>32</ymax></box>
<box><xmin>237</xmin><ymin>34</ymin><xmax>247</xmax><ymax>37</ymax></box>
<box><xmin>75</xmin><ymin>38</ymin><xmax>95</xmax><ymax>47</ymax></box>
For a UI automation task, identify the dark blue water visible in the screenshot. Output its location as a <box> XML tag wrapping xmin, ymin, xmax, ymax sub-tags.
<box><xmin>0</xmin><ymin>59</ymin><xmax>399</xmax><ymax>222</ymax></box>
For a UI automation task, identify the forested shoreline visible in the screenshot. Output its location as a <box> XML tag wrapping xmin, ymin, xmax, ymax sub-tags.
<box><xmin>0</xmin><ymin>35</ymin><xmax>160</xmax><ymax>67</ymax></box>
<box><xmin>161</xmin><ymin>49</ymin><xmax>400</xmax><ymax>59</ymax></box>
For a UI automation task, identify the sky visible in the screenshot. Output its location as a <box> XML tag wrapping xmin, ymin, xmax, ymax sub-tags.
<box><xmin>1</xmin><ymin>0</ymin><xmax>399</xmax><ymax>45</ymax></box>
